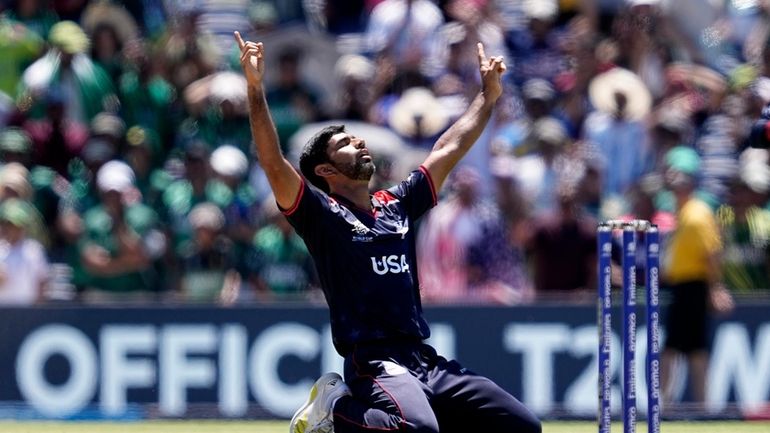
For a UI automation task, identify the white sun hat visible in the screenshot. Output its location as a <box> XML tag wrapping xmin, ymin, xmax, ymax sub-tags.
<box><xmin>388</xmin><ymin>87</ymin><xmax>450</xmax><ymax>139</ymax></box>
<box><xmin>96</xmin><ymin>160</ymin><xmax>135</xmax><ymax>193</ymax></box>
<box><xmin>588</xmin><ymin>67</ymin><xmax>652</xmax><ymax>121</ymax></box>
<box><xmin>210</xmin><ymin>145</ymin><xmax>249</xmax><ymax>178</ymax></box>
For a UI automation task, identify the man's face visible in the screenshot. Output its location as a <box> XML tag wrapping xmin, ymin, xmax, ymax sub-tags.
<box><xmin>326</xmin><ymin>132</ymin><xmax>375</xmax><ymax>181</ymax></box>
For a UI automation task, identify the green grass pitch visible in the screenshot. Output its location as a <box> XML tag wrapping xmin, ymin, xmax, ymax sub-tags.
<box><xmin>1</xmin><ymin>420</ymin><xmax>770</xmax><ymax>433</ymax></box>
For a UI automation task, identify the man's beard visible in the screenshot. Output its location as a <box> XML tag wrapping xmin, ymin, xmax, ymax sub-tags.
<box><xmin>332</xmin><ymin>158</ymin><xmax>376</xmax><ymax>181</ymax></box>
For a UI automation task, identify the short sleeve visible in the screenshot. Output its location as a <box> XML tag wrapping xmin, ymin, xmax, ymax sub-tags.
<box><xmin>278</xmin><ymin>180</ymin><xmax>329</xmax><ymax>246</ymax></box>
<box><xmin>386</xmin><ymin>166</ymin><xmax>437</xmax><ymax>221</ymax></box>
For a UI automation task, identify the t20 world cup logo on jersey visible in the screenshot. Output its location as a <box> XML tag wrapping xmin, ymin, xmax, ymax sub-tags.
<box><xmin>371</xmin><ymin>255</ymin><xmax>410</xmax><ymax>275</ymax></box>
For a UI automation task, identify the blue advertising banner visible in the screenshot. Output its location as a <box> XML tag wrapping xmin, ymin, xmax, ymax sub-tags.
<box><xmin>0</xmin><ymin>303</ymin><xmax>768</xmax><ymax>420</ymax></box>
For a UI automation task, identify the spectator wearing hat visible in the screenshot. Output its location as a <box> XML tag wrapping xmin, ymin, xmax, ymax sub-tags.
<box><xmin>18</xmin><ymin>21</ymin><xmax>116</xmax><ymax>124</ymax></box>
<box><xmin>245</xmin><ymin>198</ymin><xmax>318</xmax><ymax>301</ymax></box>
<box><xmin>88</xmin><ymin>22</ymin><xmax>125</xmax><ymax>87</ymax></box>
<box><xmin>584</xmin><ymin>67</ymin><xmax>654</xmax><ymax>199</ymax></box>
<box><xmin>81</xmin><ymin>0</ymin><xmax>140</xmax><ymax>86</ymax></box>
<box><xmin>716</xmin><ymin>148</ymin><xmax>770</xmax><ymax>293</ymax></box>
<box><xmin>388</xmin><ymin>86</ymin><xmax>450</xmax><ymax>148</ymax></box>
<box><xmin>660</xmin><ymin>146</ymin><xmax>732</xmax><ymax>407</ymax></box>
<box><xmin>178</xmin><ymin>202</ymin><xmax>241</xmax><ymax>305</ymax></box>
<box><xmin>0</xmin><ymin>198</ymin><xmax>50</xmax><ymax>305</ymax></box>
<box><xmin>77</xmin><ymin>160</ymin><xmax>166</xmax><ymax>303</ymax></box>
<box><xmin>209</xmin><ymin>145</ymin><xmax>260</xmax><ymax>247</ymax></box>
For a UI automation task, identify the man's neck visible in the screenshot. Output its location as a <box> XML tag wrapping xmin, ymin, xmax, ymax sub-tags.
<box><xmin>330</xmin><ymin>183</ymin><xmax>372</xmax><ymax>211</ymax></box>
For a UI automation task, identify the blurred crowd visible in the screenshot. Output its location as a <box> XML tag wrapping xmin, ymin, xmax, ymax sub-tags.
<box><xmin>1</xmin><ymin>0</ymin><xmax>770</xmax><ymax>306</ymax></box>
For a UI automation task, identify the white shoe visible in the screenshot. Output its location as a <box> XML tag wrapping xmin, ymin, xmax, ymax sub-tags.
<box><xmin>289</xmin><ymin>372</ymin><xmax>351</xmax><ymax>433</ymax></box>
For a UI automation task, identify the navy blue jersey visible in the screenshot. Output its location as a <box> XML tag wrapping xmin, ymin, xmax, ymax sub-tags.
<box><xmin>282</xmin><ymin>166</ymin><xmax>438</xmax><ymax>355</ymax></box>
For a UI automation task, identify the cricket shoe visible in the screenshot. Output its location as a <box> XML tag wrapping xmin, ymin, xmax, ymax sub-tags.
<box><xmin>289</xmin><ymin>372</ymin><xmax>351</xmax><ymax>433</ymax></box>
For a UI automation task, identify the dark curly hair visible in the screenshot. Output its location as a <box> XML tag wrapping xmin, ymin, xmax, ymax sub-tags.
<box><xmin>299</xmin><ymin>124</ymin><xmax>345</xmax><ymax>193</ymax></box>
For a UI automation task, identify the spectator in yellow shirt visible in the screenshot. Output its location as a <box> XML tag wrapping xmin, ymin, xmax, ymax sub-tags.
<box><xmin>660</xmin><ymin>146</ymin><xmax>733</xmax><ymax>407</ymax></box>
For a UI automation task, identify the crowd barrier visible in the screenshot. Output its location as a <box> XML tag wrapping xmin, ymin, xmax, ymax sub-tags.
<box><xmin>1</xmin><ymin>302</ymin><xmax>768</xmax><ymax>420</ymax></box>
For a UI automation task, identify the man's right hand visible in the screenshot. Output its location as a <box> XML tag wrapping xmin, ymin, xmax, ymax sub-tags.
<box><xmin>233</xmin><ymin>30</ymin><xmax>302</xmax><ymax>211</ymax></box>
<box><xmin>234</xmin><ymin>31</ymin><xmax>264</xmax><ymax>88</ymax></box>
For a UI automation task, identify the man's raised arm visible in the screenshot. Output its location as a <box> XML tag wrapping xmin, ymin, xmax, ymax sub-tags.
<box><xmin>235</xmin><ymin>31</ymin><xmax>302</xmax><ymax>210</ymax></box>
<box><xmin>422</xmin><ymin>43</ymin><xmax>506</xmax><ymax>192</ymax></box>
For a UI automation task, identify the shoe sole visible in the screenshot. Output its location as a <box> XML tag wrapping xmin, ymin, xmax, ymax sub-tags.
<box><xmin>289</xmin><ymin>372</ymin><xmax>342</xmax><ymax>433</ymax></box>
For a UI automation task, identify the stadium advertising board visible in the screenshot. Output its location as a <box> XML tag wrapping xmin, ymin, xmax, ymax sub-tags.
<box><xmin>0</xmin><ymin>305</ymin><xmax>768</xmax><ymax>419</ymax></box>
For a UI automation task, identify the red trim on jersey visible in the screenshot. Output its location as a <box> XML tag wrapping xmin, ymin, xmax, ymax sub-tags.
<box><xmin>373</xmin><ymin>190</ymin><xmax>397</xmax><ymax>205</ymax></box>
<box><xmin>419</xmin><ymin>165</ymin><xmax>437</xmax><ymax>206</ymax></box>
<box><xmin>281</xmin><ymin>180</ymin><xmax>305</xmax><ymax>216</ymax></box>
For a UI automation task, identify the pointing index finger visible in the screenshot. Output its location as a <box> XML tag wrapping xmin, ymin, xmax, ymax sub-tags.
<box><xmin>477</xmin><ymin>42</ymin><xmax>486</xmax><ymax>65</ymax></box>
<box><xmin>234</xmin><ymin>31</ymin><xmax>245</xmax><ymax>49</ymax></box>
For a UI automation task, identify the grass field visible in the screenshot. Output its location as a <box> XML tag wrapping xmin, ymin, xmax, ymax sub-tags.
<box><xmin>2</xmin><ymin>420</ymin><xmax>770</xmax><ymax>433</ymax></box>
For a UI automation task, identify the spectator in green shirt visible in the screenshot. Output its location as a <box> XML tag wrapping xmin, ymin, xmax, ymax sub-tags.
<box><xmin>246</xmin><ymin>198</ymin><xmax>318</xmax><ymax>301</ymax></box>
<box><xmin>180</xmin><ymin>71</ymin><xmax>252</xmax><ymax>158</ymax></box>
<box><xmin>124</xmin><ymin>125</ymin><xmax>171</xmax><ymax>209</ymax></box>
<box><xmin>118</xmin><ymin>40</ymin><xmax>178</xmax><ymax>152</ymax></box>
<box><xmin>717</xmin><ymin>149</ymin><xmax>770</xmax><ymax>292</ymax></box>
<box><xmin>78</xmin><ymin>160</ymin><xmax>166</xmax><ymax>303</ymax></box>
<box><xmin>162</xmin><ymin>142</ymin><xmax>226</xmax><ymax>254</ymax></box>
<box><xmin>18</xmin><ymin>21</ymin><xmax>116</xmax><ymax>124</ymax></box>
<box><xmin>179</xmin><ymin>202</ymin><xmax>241</xmax><ymax>304</ymax></box>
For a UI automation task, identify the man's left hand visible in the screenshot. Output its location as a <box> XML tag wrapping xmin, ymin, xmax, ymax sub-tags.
<box><xmin>477</xmin><ymin>42</ymin><xmax>506</xmax><ymax>103</ymax></box>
